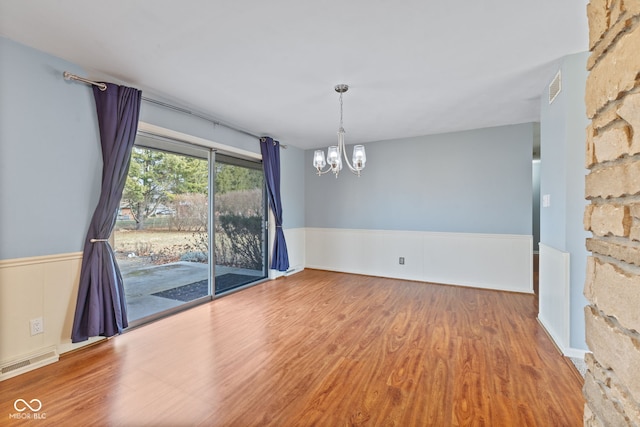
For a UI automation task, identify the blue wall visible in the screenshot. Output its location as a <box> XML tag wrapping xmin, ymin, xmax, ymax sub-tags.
<box><xmin>305</xmin><ymin>123</ymin><xmax>534</xmax><ymax>235</ymax></box>
<box><xmin>540</xmin><ymin>76</ymin><xmax>568</xmax><ymax>250</ymax></box>
<box><xmin>279</xmin><ymin>144</ymin><xmax>305</xmax><ymax>229</ymax></box>
<box><xmin>0</xmin><ymin>37</ymin><xmax>101</xmax><ymax>260</ymax></box>
<box><xmin>539</xmin><ymin>52</ymin><xmax>590</xmax><ymax>350</ymax></box>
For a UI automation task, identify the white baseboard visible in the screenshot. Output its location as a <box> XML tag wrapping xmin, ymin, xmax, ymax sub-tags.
<box><xmin>538</xmin><ymin>315</ymin><xmax>588</xmax><ymax>359</ymax></box>
<box><xmin>564</xmin><ymin>347</ymin><xmax>589</xmax><ymax>360</ymax></box>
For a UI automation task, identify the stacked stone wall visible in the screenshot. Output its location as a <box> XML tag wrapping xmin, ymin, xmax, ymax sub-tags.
<box><xmin>584</xmin><ymin>1</ymin><xmax>640</xmax><ymax>425</ymax></box>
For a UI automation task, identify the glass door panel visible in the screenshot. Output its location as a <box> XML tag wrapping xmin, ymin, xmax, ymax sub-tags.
<box><xmin>214</xmin><ymin>155</ymin><xmax>267</xmax><ymax>294</ymax></box>
<box><xmin>114</xmin><ymin>140</ymin><xmax>211</xmax><ymax>323</ymax></box>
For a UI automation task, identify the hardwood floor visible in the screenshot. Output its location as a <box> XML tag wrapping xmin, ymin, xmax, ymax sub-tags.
<box><xmin>1</xmin><ymin>270</ymin><xmax>584</xmax><ymax>426</ymax></box>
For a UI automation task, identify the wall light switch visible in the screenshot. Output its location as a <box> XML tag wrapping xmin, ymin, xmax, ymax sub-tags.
<box><xmin>542</xmin><ymin>194</ymin><xmax>551</xmax><ymax>208</ymax></box>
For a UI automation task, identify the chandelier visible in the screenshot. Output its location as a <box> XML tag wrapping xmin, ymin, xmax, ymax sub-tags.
<box><xmin>313</xmin><ymin>84</ymin><xmax>366</xmax><ymax>177</ymax></box>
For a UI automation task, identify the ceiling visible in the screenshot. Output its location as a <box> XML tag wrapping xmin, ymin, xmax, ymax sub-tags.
<box><xmin>0</xmin><ymin>1</ymin><xmax>588</xmax><ymax>150</ymax></box>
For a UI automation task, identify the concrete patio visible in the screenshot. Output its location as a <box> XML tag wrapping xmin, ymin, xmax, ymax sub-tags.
<box><xmin>119</xmin><ymin>260</ymin><xmax>263</xmax><ymax>321</ymax></box>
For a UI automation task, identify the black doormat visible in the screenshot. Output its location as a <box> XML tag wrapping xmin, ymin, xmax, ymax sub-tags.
<box><xmin>215</xmin><ymin>273</ymin><xmax>260</xmax><ymax>293</ymax></box>
<box><xmin>152</xmin><ymin>273</ymin><xmax>260</xmax><ymax>301</ymax></box>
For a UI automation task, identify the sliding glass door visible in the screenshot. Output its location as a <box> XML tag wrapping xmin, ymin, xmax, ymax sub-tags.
<box><xmin>213</xmin><ymin>154</ymin><xmax>267</xmax><ymax>294</ymax></box>
<box><xmin>113</xmin><ymin>134</ymin><xmax>267</xmax><ymax>324</ymax></box>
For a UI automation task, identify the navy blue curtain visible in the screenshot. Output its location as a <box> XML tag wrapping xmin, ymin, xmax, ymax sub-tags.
<box><xmin>71</xmin><ymin>83</ymin><xmax>141</xmax><ymax>343</ymax></box>
<box><xmin>260</xmin><ymin>137</ymin><xmax>290</xmax><ymax>272</ymax></box>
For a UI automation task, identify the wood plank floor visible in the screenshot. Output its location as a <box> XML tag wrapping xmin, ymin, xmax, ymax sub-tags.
<box><xmin>1</xmin><ymin>270</ymin><xmax>584</xmax><ymax>426</ymax></box>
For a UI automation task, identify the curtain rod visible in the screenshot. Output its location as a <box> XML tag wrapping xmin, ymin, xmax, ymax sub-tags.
<box><xmin>63</xmin><ymin>71</ymin><xmax>107</xmax><ymax>91</ymax></box>
<box><xmin>62</xmin><ymin>71</ymin><xmax>287</xmax><ymax>148</ymax></box>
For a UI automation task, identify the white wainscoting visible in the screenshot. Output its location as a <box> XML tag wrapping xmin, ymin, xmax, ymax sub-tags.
<box><xmin>305</xmin><ymin>228</ymin><xmax>533</xmax><ymax>293</ymax></box>
<box><xmin>269</xmin><ymin>227</ymin><xmax>306</xmax><ymax>279</ymax></box>
<box><xmin>283</xmin><ymin>227</ymin><xmax>305</xmax><ymax>275</ymax></box>
<box><xmin>538</xmin><ymin>243</ymin><xmax>571</xmax><ymax>355</ymax></box>
<box><xmin>0</xmin><ymin>253</ymin><xmax>104</xmax><ymax>378</ymax></box>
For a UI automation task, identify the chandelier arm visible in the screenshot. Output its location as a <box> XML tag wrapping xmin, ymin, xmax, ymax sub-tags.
<box><xmin>337</xmin><ymin>129</ymin><xmax>359</xmax><ymax>173</ymax></box>
<box><xmin>341</xmin><ymin>142</ymin><xmax>359</xmax><ymax>173</ymax></box>
<box><xmin>315</xmin><ymin>166</ymin><xmax>335</xmax><ymax>176</ymax></box>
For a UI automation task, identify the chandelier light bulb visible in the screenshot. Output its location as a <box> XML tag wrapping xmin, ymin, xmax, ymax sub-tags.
<box><xmin>352</xmin><ymin>145</ymin><xmax>366</xmax><ymax>170</ymax></box>
<box><xmin>313</xmin><ymin>150</ymin><xmax>326</xmax><ymax>171</ymax></box>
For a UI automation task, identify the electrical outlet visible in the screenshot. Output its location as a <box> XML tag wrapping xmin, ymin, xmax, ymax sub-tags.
<box><xmin>30</xmin><ymin>317</ymin><xmax>44</xmax><ymax>336</ymax></box>
<box><xmin>399</xmin><ymin>257</ymin><xmax>405</xmax><ymax>265</ymax></box>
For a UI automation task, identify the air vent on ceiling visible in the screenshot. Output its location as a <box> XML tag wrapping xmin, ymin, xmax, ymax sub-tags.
<box><xmin>549</xmin><ymin>70</ymin><xmax>561</xmax><ymax>104</ymax></box>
